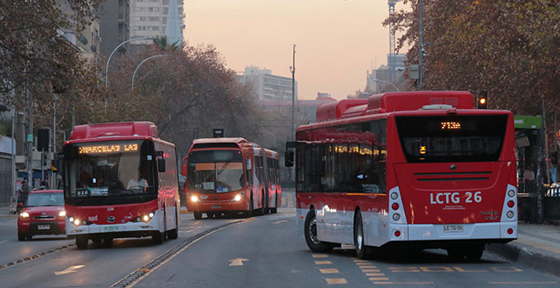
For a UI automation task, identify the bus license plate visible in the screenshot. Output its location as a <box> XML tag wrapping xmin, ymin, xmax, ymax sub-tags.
<box><xmin>211</xmin><ymin>205</ymin><xmax>221</xmax><ymax>209</ymax></box>
<box><xmin>104</xmin><ymin>226</ymin><xmax>119</xmax><ymax>232</ymax></box>
<box><xmin>443</xmin><ymin>225</ymin><xmax>463</xmax><ymax>233</ymax></box>
<box><xmin>38</xmin><ymin>225</ymin><xmax>50</xmax><ymax>230</ymax></box>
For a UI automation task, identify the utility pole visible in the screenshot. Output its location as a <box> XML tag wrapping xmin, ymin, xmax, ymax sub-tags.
<box><xmin>26</xmin><ymin>86</ymin><xmax>33</xmax><ymax>188</ymax></box>
<box><xmin>291</xmin><ymin>44</ymin><xmax>296</xmax><ymax>141</ymax></box>
<box><xmin>418</xmin><ymin>0</ymin><xmax>424</xmax><ymax>90</ymax></box>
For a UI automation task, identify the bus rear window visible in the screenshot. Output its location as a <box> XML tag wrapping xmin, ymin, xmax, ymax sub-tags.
<box><xmin>395</xmin><ymin>115</ymin><xmax>508</xmax><ymax>163</ymax></box>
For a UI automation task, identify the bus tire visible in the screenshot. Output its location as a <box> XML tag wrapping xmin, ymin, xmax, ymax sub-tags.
<box><xmin>168</xmin><ymin>215</ymin><xmax>179</xmax><ymax>240</ymax></box>
<box><xmin>354</xmin><ymin>211</ymin><xmax>370</xmax><ymax>259</ymax></box>
<box><xmin>76</xmin><ymin>235</ymin><xmax>88</xmax><ymax>250</ymax></box>
<box><xmin>257</xmin><ymin>191</ymin><xmax>265</xmax><ymax>216</ymax></box>
<box><xmin>102</xmin><ymin>237</ymin><xmax>113</xmax><ymax>248</ymax></box>
<box><xmin>193</xmin><ymin>211</ymin><xmax>202</xmax><ymax>220</ymax></box>
<box><xmin>304</xmin><ymin>210</ymin><xmax>334</xmax><ymax>253</ymax></box>
<box><xmin>465</xmin><ymin>244</ymin><xmax>484</xmax><ymax>260</ymax></box>
<box><xmin>270</xmin><ymin>193</ymin><xmax>278</xmax><ymax>214</ymax></box>
<box><xmin>152</xmin><ymin>231</ymin><xmax>165</xmax><ymax>244</ymax></box>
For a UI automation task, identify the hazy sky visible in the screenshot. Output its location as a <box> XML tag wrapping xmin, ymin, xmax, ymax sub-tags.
<box><xmin>183</xmin><ymin>0</ymin><xmax>406</xmax><ymax>100</ymax></box>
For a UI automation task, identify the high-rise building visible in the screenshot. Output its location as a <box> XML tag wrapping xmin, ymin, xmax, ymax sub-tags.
<box><xmin>237</xmin><ymin>66</ymin><xmax>298</xmax><ymax>102</ymax></box>
<box><xmin>129</xmin><ymin>0</ymin><xmax>185</xmax><ymax>44</ymax></box>
<box><xmin>99</xmin><ymin>0</ymin><xmax>130</xmax><ymax>56</ymax></box>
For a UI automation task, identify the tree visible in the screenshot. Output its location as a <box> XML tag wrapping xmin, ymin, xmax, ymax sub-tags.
<box><xmin>384</xmin><ymin>0</ymin><xmax>560</xmax><ymax>116</ymax></box>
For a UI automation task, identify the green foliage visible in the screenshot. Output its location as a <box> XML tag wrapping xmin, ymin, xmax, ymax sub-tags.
<box><xmin>384</xmin><ymin>0</ymin><xmax>560</xmax><ymax>116</ymax></box>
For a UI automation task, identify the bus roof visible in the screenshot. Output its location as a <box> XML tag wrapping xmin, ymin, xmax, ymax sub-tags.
<box><xmin>316</xmin><ymin>91</ymin><xmax>474</xmax><ymax>122</ymax></box>
<box><xmin>69</xmin><ymin>122</ymin><xmax>159</xmax><ymax>141</ymax></box>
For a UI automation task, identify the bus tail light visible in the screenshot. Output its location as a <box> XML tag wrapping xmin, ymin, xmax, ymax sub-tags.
<box><xmin>507</xmin><ymin>200</ymin><xmax>514</xmax><ymax>208</ymax></box>
<box><xmin>507</xmin><ymin>228</ymin><xmax>514</xmax><ymax>235</ymax></box>
<box><xmin>392</xmin><ymin>203</ymin><xmax>399</xmax><ymax>210</ymax></box>
<box><xmin>394</xmin><ymin>230</ymin><xmax>401</xmax><ymax>237</ymax></box>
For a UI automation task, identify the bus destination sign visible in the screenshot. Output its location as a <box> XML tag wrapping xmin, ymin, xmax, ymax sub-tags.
<box><xmin>440</xmin><ymin>121</ymin><xmax>461</xmax><ymax>130</ymax></box>
<box><xmin>79</xmin><ymin>143</ymin><xmax>139</xmax><ymax>154</ymax></box>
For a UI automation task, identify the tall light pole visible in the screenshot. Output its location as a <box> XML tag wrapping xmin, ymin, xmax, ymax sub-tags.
<box><xmin>105</xmin><ymin>37</ymin><xmax>152</xmax><ymax>87</ymax></box>
<box><xmin>131</xmin><ymin>55</ymin><xmax>171</xmax><ymax>90</ymax></box>
<box><xmin>418</xmin><ymin>0</ymin><xmax>424</xmax><ymax>90</ymax></box>
<box><xmin>290</xmin><ymin>44</ymin><xmax>296</xmax><ymax>141</ymax></box>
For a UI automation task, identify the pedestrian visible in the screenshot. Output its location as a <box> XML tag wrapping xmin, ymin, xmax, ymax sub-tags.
<box><xmin>39</xmin><ymin>180</ymin><xmax>49</xmax><ymax>190</ymax></box>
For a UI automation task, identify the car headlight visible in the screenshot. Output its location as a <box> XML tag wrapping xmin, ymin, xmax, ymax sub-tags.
<box><xmin>59</xmin><ymin>211</ymin><xmax>66</xmax><ymax>217</ymax></box>
<box><xmin>191</xmin><ymin>195</ymin><xmax>199</xmax><ymax>202</ymax></box>
<box><xmin>20</xmin><ymin>212</ymin><xmax>30</xmax><ymax>218</ymax></box>
<box><xmin>233</xmin><ymin>194</ymin><xmax>242</xmax><ymax>202</ymax></box>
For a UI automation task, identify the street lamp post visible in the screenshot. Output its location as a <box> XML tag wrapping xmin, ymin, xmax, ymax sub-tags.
<box><xmin>373</xmin><ymin>79</ymin><xmax>399</xmax><ymax>92</ymax></box>
<box><xmin>290</xmin><ymin>44</ymin><xmax>296</xmax><ymax>142</ymax></box>
<box><xmin>131</xmin><ymin>55</ymin><xmax>172</xmax><ymax>90</ymax></box>
<box><xmin>105</xmin><ymin>37</ymin><xmax>152</xmax><ymax>87</ymax></box>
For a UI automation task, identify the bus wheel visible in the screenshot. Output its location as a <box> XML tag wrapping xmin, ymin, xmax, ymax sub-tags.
<box><xmin>257</xmin><ymin>191</ymin><xmax>265</xmax><ymax>215</ymax></box>
<box><xmin>193</xmin><ymin>212</ymin><xmax>202</xmax><ymax>220</ymax></box>
<box><xmin>76</xmin><ymin>235</ymin><xmax>88</xmax><ymax>250</ymax></box>
<box><xmin>354</xmin><ymin>211</ymin><xmax>370</xmax><ymax>259</ymax></box>
<box><xmin>304</xmin><ymin>210</ymin><xmax>334</xmax><ymax>253</ymax></box>
<box><xmin>446</xmin><ymin>248</ymin><xmax>466</xmax><ymax>260</ymax></box>
<box><xmin>207</xmin><ymin>212</ymin><xmax>214</xmax><ymax>219</ymax></box>
<box><xmin>465</xmin><ymin>245</ymin><xmax>484</xmax><ymax>260</ymax></box>
<box><xmin>270</xmin><ymin>193</ymin><xmax>278</xmax><ymax>214</ymax></box>
<box><xmin>152</xmin><ymin>230</ymin><xmax>165</xmax><ymax>244</ymax></box>
<box><xmin>168</xmin><ymin>216</ymin><xmax>179</xmax><ymax>240</ymax></box>
<box><xmin>102</xmin><ymin>237</ymin><xmax>113</xmax><ymax>248</ymax></box>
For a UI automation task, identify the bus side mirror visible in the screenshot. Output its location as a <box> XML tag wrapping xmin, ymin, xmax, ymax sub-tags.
<box><xmin>158</xmin><ymin>158</ymin><xmax>166</xmax><ymax>172</ymax></box>
<box><xmin>181</xmin><ymin>163</ymin><xmax>187</xmax><ymax>176</ymax></box>
<box><xmin>285</xmin><ymin>151</ymin><xmax>294</xmax><ymax>167</ymax></box>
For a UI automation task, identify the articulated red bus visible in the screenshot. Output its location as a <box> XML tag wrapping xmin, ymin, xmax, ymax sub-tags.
<box><xmin>183</xmin><ymin>138</ymin><xmax>281</xmax><ymax>219</ymax></box>
<box><xmin>63</xmin><ymin>122</ymin><xmax>180</xmax><ymax>249</ymax></box>
<box><xmin>288</xmin><ymin>91</ymin><xmax>517</xmax><ymax>260</ymax></box>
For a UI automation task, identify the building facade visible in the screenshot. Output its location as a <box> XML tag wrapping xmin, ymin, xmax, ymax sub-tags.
<box><xmin>237</xmin><ymin>66</ymin><xmax>298</xmax><ymax>102</ymax></box>
<box><xmin>99</xmin><ymin>0</ymin><xmax>130</xmax><ymax>56</ymax></box>
<box><xmin>129</xmin><ymin>0</ymin><xmax>185</xmax><ymax>44</ymax></box>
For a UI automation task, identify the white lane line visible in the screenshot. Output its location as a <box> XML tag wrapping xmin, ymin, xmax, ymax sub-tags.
<box><xmin>0</xmin><ymin>240</ymin><xmax>9</xmax><ymax>244</ymax></box>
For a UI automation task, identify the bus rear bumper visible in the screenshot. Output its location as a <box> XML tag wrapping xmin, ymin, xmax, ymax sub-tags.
<box><xmin>393</xmin><ymin>222</ymin><xmax>517</xmax><ymax>242</ymax></box>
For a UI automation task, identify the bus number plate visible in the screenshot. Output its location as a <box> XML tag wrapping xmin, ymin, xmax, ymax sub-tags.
<box><xmin>211</xmin><ymin>205</ymin><xmax>221</xmax><ymax>209</ymax></box>
<box><xmin>104</xmin><ymin>226</ymin><xmax>119</xmax><ymax>232</ymax></box>
<box><xmin>443</xmin><ymin>225</ymin><xmax>463</xmax><ymax>233</ymax></box>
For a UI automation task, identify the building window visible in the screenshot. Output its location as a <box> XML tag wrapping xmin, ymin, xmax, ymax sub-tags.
<box><xmin>148</xmin><ymin>7</ymin><xmax>159</xmax><ymax>12</ymax></box>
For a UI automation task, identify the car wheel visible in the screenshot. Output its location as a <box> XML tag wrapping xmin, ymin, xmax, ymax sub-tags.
<box><xmin>18</xmin><ymin>233</ymin><xmax>26</xmax><ymax>241</ymax></box>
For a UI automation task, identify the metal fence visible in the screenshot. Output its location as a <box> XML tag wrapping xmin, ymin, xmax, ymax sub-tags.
<box><xmin>544</xmin><ymin>186</ymin><xmax>560</xmax><ymax>221</ymax></box>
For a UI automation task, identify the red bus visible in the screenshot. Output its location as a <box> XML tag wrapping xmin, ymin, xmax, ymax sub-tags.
<box><xmin>183</xmin><ymin>138</ymin><xmax>281</xmax><ymax>219</ymax></box>
<box><xmin>287</xmin><ymin>91</ymin><xmax>517</xmax><ymax>260</ymax></box>
<box><xmin>63</xmin><ymin>122</ymin><xmax>180</xmax><ymax>249</ymax></box>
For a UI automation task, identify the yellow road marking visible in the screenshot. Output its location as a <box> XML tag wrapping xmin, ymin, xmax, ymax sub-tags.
<box><xmin>359</xmin><ymin>266</ymin><xmax>378</xmax><ymax>269</ymax></box>
<box><xmin>320</xmin><ymin>268</ymin><xmax>340</xmax><ymax>274</ymax></box>
<box><xmin>353</xmin><ymin>259</ymin><xmax>371</xmax><ymax>262</ymax></box>
<box><xmin>361</xmin><ymin>269</ymin><xmax>381</xmax><ymax>273</ymax></box>
<box><xmin>366</xmin><ymin>273</ymin><xmax>385</xmax><ymax>276</ymax></box>
<box><xmin>326</xmin><ymin>278</ymin><xmax>348</xmax><ymax>284</ymax></box>
<box><xmin>315</xmin><ymin>261</ymin><xmax>332</xmax><ymax>265</ymax></box>
<box><xmin>313</xmin><ymin>254</ymin><xmax>328</xmax><ymax>258</ymax></box>
<box><xmin>369</xmin><ymin>277</ymin><xmax>390</xmax><ymax>281</ymax></box>
<box><xmin>372</xmin><ymin>282</ymin><xmax>394</xmax><ymax>284</ymax></box>
<box><xmin>272</xmin><ymin>220</ymin><xmax>288</xmax><ymax>224</ymax></box>
<box><xmin>356</xmin><ymin>262</ymin><xmax>375</xmax><ymax>265</ymax></box>
<box><xmin>453</xmin><ymin>266</ymin><xmax>488</xmax><ymax>273</ymax></box>
<box><xmin>489</xmin><ymin>282</ymin><xmax>558</xmax><ymax>285</ymax></box>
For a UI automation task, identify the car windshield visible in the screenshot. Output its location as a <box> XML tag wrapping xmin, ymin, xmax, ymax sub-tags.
<box><xmin>64</xmin><ymin>140</ymin><xmax>156</xmax><ymax>202</ymax></box>
<box><xmin>26</xmin><ymin>193</ymin><xmax>64</xmax><ymax>207</ymax></box>
<box><xmin>187</xmin><ymin>150</ymin><xmax>245</xmax><ymax>193</ymax></box>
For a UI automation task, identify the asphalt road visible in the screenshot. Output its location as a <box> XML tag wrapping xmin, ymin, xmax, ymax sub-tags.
<box><xmin>0</xmin><ymin>190</ymin><xmax>559</xmax><ymax>288</ymax></box>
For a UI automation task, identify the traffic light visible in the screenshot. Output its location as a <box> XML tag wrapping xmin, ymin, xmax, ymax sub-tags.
<box><xmin>478</xmin><ymin>91</ymin><xmax>488</xmax><ymax>109</ymax></box>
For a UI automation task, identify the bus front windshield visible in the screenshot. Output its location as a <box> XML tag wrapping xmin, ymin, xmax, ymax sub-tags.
<box><xmin>64</xmin><ymin>140</ymin><xmax>156</xmax><ymax>205</ymax></box>
<box><xmin>187</xmin><ymin>150</ymin><xmax>245</xmax><ymax>193</ymax></box>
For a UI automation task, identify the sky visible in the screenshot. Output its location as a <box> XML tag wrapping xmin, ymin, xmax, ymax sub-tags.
<box><xmin>183</xmin><ymin>0</ymin><xmax>406</xmax><ymax>100</ymax></box>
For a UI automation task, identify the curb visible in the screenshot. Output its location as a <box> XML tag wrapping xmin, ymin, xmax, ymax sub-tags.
<box><xmin>487</xmin><ymin>241</ymin><xmax>560</xmax><ymax>277</ymax></box>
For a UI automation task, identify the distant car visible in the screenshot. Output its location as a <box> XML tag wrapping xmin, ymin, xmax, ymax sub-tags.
<box><xmin>17</xmin><ymin>190</ymin><xmax>66</xmax><ymax>241</ymax></box>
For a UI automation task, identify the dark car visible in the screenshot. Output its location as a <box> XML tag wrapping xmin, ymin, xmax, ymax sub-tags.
<box><xmin>17</xmin><ymin>190</ymin><xmax>66</xmax><ymax>241</ymax></box>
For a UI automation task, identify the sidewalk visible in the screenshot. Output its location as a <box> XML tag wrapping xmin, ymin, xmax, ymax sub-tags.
<box><xmin>0</xmin><ymin>205</ymin><xmax>16</xmax><ymax>218</ymax></box>
<box><xmin>487</xmin><ymin>223</ymin><xmax>560</xmax><ymax>276</ymax></box>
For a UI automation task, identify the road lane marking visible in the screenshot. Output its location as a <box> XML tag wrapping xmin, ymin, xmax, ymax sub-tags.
<box><xmin>0</xmin><ymin>240</ymin><xmax>8</xmax><ymax>244</ymax></box>
<box><xmin>361</xmin><ymin>269</ymin><xmax>381</xmax><ymax>273</ymax></box>
<box><xmin>489</xmin><ymin>282</ymin><xmax>557</xmax><ymax>285</ymax></box>
<box><xmin>273</xmin><ymin>220</ymin><xmax>288</xmax><ymax>224</ymax></box>
<box><xmin>453</xmin><ymin>266</ymin><xmax>487</xmax><ymax>273</ymax></box>
<box><xmin>315</xmin><ymin>261</ymin><xmax>332</xmax><ymax>265</ymax></box>
<box><xmin>54</xmin><ymin>265</ymin><xmax>84</xmax><ymax>276</ymax></box>
<box><xmin>320</xmin><ymin>268</ymin><xmax>340</xmax><ymax>274</ymax></box>
<box><xmin>359</xmin><ymin>266</ymin><xmax>378</xmax><ymax>269</ymax></box>
<box><xmin>373</xmin><ymin>282</ymin><xmax>434</xmax><ymax>285</ymax></box>
<box><xmin>366</xmin><ymin>273</ymin><xmax>385</xmax><ymax>276</ymax></box>
<box><xmin>325</xmin><ymin>278</ymin><xmax>347</xmax><ymax>284</ymax></box>
<box><xmin>312</xmin><ymin>254</ymin><xmax>328</xmax><ymax>258</ymax></box>
<box><xmin>369</xmin><ymin>277</ymin><xmax>390</xmax><ymax>281</ymax></box>
<box><xmin>228</xmin><ymin>258</ymin><xmax>249</xmax><ymax>266</ymax></box>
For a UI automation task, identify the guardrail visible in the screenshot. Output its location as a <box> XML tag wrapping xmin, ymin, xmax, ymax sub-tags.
<box><xmin>545</xmin><ymin>186</ymin><xmax>560</xmax><ymax>221</ymax></box>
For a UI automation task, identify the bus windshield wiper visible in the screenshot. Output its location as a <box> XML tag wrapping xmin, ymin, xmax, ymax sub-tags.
<box><xmin>217</xmin><ymin>160</ymin><xmax>231</xmax><ymax>176</ymax></box>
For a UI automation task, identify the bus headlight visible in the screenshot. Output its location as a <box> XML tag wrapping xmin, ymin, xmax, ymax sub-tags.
<box><xmin>73</xmin><ymin>218</ymin><xmax>81</xmax><ymax>226</ymax></box>
<box><xmin>143</xmin><ymin>215</ymin><xmax>150</xmax><ymax>222</ymax></box>
<box><xmin>233</xmin><ymin>194</ymin><xmax>242</xmax><ymax>202</ymax></box>
<box><xmin>191</xmin><ymin>195</ymin><xmax>199</xmax><ymax>202</ymax></box>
